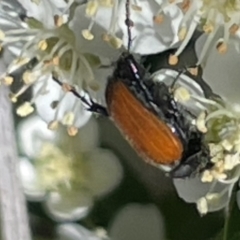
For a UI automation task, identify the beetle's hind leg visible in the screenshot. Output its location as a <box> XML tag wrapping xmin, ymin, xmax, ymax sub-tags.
<box><xmin>52</xmin><ymin>74</ymin><xmax>109</xmax><ymax>117</ymax></box>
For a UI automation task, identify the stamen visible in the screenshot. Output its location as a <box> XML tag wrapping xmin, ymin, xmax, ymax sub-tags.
<box><xmin>16</xmin><ymin>102</ymin><xmax>34</xmax><ymax>117</ymax></box>
<box><xmin>85</xmin><ymin>0</ymin><xmax>99</xmax><ymax>17</ymax></box>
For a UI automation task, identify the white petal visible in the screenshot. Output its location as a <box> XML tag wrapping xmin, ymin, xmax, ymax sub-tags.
<box><xmin>195</xmin><ymin>35</ymin><xmax>240</xmax><ymax>106</ymax></box>
<box><xmin>88</xmin><ymin>66</ymin><xmax>114</xmax><ymax>105</ymax></box>
<box><xmin>118</xmin><ymin>0</ymin><xmax>183</xmax><ymax>54</ymax></box>
<box><xmin>17</xmin><ymin>0</ymin><xmax>67</xmax><ymax>28</ymax></box>
<box><xmin>19</xmin><ymin>157</ymin><xmax>46</xmax><ymax>200</ymax></box>
<box><xmin>152</xmin><ymin>68</ymin><xmax>206</xmax><ymax>115</ymax></box>
<box><xmin>57</xmin><ymin>224</ymin><xmax>102</xmax><ymax>240</ymax></box>
<box><xmin>17</xmin><ymin>115</ymin><xmax>55</xmax><ymax>158</ymax></box>
<box><xmin>174</xmin><ymin>176</ymin><xmax>233</xmax><ymax>207</ymax></box>
<box><xmin>69</xmin><ymin>5</ymin><xmax>121</xmax><ymax>60</ymax></box>
<box><xmin>44</xmin><ymin>190</ymin><xmax>92</xmax><ymax>222</ymax></box>
<box><xmin>33</xmin><ymin>75</ymin><xmax>92</xmax><ymax>129</ymax></box>
<box><xmin>109</xmin><ymin>204</ymin><xmax>165</xmax><ymax>240</ymax></box>
<box><xmin>174</xmin><ymin>177</ymin><xmax>212</xmax><ymax>203</ymax></box>
<box><xmin>85</xmin><ymin>149</ymin><xmax>123</xmax><ymax>197</ymax></box>
<box><xmin>62</xmin><ymin>117</ymin><xmax>100</xmax><ymax>152</ymax></box>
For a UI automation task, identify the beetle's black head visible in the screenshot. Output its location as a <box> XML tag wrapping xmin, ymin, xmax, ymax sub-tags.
<box><xmin>112</xmin><ymin>53</ymin><xmax>146</xmax><ymax>83</ymax></box>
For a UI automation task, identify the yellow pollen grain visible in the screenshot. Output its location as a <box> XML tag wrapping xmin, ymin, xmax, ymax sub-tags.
<box><xmin>153</xmin><ymin>15</ymin><xmax>164</xmax><ymax>24</ymax></box>
<box><xmin>196</xmin><ymin>111</ymin><xmax>207</xmax><ymax>133</ymax></box>
<box><xmin>54</xmin><ymin>15</ymin><xmax>64</xmax><ymax>27</ymax></box>
<box><xmin>131</xmin><ymin>4</ymin><xmax>142</xmax><ymax>11</ymax></box>
<box><xmin>197</xmin><ymin>197</ymin><xmax>208</xmax><ymax>215</ymax></box>
<box><xmin>86</xmin><ymin>0</ymin><xmax>99</xmax><ymax>17</ymax></box>
<box><xmin>187</xmin><ymin>67</ymin><xmax>198</xmax><ymax>76</ymax></box>
<box><xmin>82</xmin><ymin>29</ymin><xmax>94</xmax><ymax>40</ymax></box>
<box><xmin>229</xmin><ymin>24</ymin><xmax>239</xmax><ymax>35</ymax></box>
<box><xmin>201</xmin><ymin>170</ymin><xmax>214</xmax><ymax>182</ymax></box>
<box><xmin>38</xmin><ymin>40</ymin><xmax>48</xmax><ymax>51</ymax></box>
<box><xmin>178</xmin><ymin>27</ymin><xmax>187</xmax><ymax>41</ymax></box>
<box><xmin>16</xmin><ymin>102</ymin><xmax>34</xmax><ymax>117</ymax></box>
<box><xmin>23</xmin><ymin>71</ymin><xmax>35</xmax><ymax>85</ymax></box>
<box><xmin>48</xmin><ymin>120</ymin><xmax>59</xmax><ymax>130</ymax></box>
<box><xmin>15</xmin><ymin>57</ymin><xmax>31</xmax><ymax>66</ymax></box>
<box><xmin>0</xmin><ymin>30</ymin><xmax>5</xmax><ymax>41</ymax></box>
<box><xmin>62</xmin><ymin>83</ymin><xmax>72</xmax><ymax>92</ymax></box>
<box><xmin>9</xmin><ymin>93</ymin><xmax>17</xmax><ymax>103</ymax></box>
<box><xmin>3</xmin><ymin>76</ymin><xmax>14</xmax><ymax>86</ymax></box>
<box><xmin>217</xmin><ymin>42</ymin><xmax>228</xmax><ymax>54</ymax></box>
<box><xmin>67</xmin><ymin>126</ymin><xmax>78</xmax><ymax>136</ymax></box>
<box><xmin>62</xmin><ymin>112</ymin><xmax>75</xmax><ymax>126</ymax></box>
<box><xmin>43</xmin><ymin>59</ymin><xmax>53</xmax><ymax>67</ymax></box>
<box><xmin>108</xmin><ymin>36</ymin><xmax>123</xmax><ymax>49</ymax></box>
<box><xmin>100</xmin><ymin>0</ymin><xmax>114</xmax><ymax>7</ymax></box>
<box><xmin>52</xmin><ymin>56</ymin><xmax>60</xmax><ymax>66</ymax></box>
<box><xmin>221</xmin><ymin>139</ymin><xmax>233</xmax><ymax>151</ymax></box>
<box><xmin>203</xmin><ymin>23</ymin><xmax>214</xmax><ymax>34</ymax></box>
<box><xmin>168</xmin><ymin>54</ymin><xmax>178</xmax><ymax>65</ymax></box>
<box><xmin>174</xmin><ymin>87</ymin><xmax>191</xmax><ymax>102</ymax></box>
<box><xmin>102</xmin><ymin>33</ymin><xmax>111</xmax><ymax>42</ymax></box>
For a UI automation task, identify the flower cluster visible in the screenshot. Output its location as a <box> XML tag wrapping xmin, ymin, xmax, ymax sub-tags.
<box><xmin>18</xmin><ymin>115</ymin><xmax>123</xmax><ymax>221</ymax></box>
<box><xmin>1</xmin><ymin>0</ymin><xmax>240</xmax><ymax>217</ymax></box>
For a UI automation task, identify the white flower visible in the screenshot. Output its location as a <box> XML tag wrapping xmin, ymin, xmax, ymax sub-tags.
<box><xmin>0</xmin><ymin>0</ymin><xmax>116</xmax><ymax>132</ymax></box>
<box><xmin>163</xmin><ymin>0</ymin><xmax>240</xmax><ymax>66</ymax></box>
<box><xmin>109</xmin><ymin>203</ymin><xmax>165</xmax><ymax>240</ymax></box>
<box><xmin>57</xmin><ymin>223</ymin><xmax>108</xmax><ymax>240</ymax></box>
<box><xmin>82</xmin><ymin>0</ymin><xmax>183</xmax><ymax>54</ymax></box>
<box><xmin>18</xmin><ymin>115</ymin><xmax>123</xmax><ymax>221</ymax></box>
<box><xmin>151</xmin><ymin>63</ymin><xmax>240</xmax><ymax>214</ymax></box>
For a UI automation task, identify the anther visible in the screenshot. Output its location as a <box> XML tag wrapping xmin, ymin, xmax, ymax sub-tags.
<box><xmin>216</xmin><ymin>41</ymin><xmax>228</xmax><ymax>54</ymax></box>
<box><xmin>153</xmin><ymin>15</ymin><xmax>164</xmax><ymax>24</ymax></box>
<box><xmin>67</xmin><ymin>126</ymin><xmax>78</xmax><ymax>136</ymax></box>
<box><xmin>168</xmin><ymin>54</ymin><xmax>178</xmax><ymax>65</ymax></box>
<box><xmin>48</xmin><ymin>120</ymin><xmax>59</xmax><ymax>130</ymax></box>
<box><xmin>38</xmin><ymin>40</ymin><xmax>48</xmax><ymax>51</ymax></box>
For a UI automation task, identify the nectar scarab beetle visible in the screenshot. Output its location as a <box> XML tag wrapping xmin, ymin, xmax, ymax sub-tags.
<box><xmin>52</xmin><ymin>0</ymin><xmax>213</xmax><ymax>178</ymax></box>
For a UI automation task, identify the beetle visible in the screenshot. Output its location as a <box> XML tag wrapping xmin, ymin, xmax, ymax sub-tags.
<box><xmin>53</xmin><ymin>0</ymin><xmax>213</xmax><ymax>178</ymax></box>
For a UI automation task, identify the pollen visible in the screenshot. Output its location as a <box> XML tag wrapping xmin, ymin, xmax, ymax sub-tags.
<box><xmin>16</xmin><ymin>102</ymin><xmax>34</xmax><ymax>117</ymax></box>
<box><xmin>216</xmin><ymin>41</ymin><xmax>228</xmax><ymax>54</ymax></box>
<box><xmin>86</xmin><ymin>0</ymin><xmax>99</xmax><ymax>16</ymax></box>
<box><xmin>153</xmin><ymin>15</ymin><xmax>164</xmax><ymax>24</ymax></box>
<box><xmin>67</xmin><ymin>126</ymin><xmax>78</xmax><ymax>136</ymax></box>
<box><xmin>178</xmin><ymin>27</ymin><xmax>187</xmax><ymax>41</ymax></box>
<box><xmin>48</xmin><ymin>120</ymin><xmax>59</xmax><ymax>131</ymax></box>
<box><xmin>2</xmin><ymin>76</ymin><xmax>14</xmax><ymax>86</ymax></box>
<box><xmin>82</xmin><ymin>29</ymin><xmax>94</xmax><ymax>40</ymax></box>
<box><xmin>168</xmin><ymin>54</ymin><xmax>178</xmax><ymax>65</ymax></box>
<box><xmin>196</xmin><ymin>111</ymin><xmax>208</xmax><ymax>133</ymax></box>
<box><xmin>62</xmin><ymin>112</ymin><xmax>75</xmax><ymax>126</ymax></box>
<box><xmin>38</xmin><ymin>40</ymin><xmax>48</xmax><ymax>51</ymax></box>
<box><xmin>174</xmin><ymin>87</ymin><xmax>191</xmax><ymax>102</ymax></box>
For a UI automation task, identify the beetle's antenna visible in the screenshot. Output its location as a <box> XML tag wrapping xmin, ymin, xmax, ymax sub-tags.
<box><xmin>125</xmin><ymin>0</ymin><xmax>133</xmax><ymax>52</ymax></box>
<box><xmin>170</xmin><ymin>68</ymin><xmax>187</xmax><ymax>90</ymax></box>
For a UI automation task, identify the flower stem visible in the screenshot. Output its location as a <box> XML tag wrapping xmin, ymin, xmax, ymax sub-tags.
<box><xmin>0</xmin><ymin>85</ymin><xmax>32</xmax><ymax>240</ymax></box>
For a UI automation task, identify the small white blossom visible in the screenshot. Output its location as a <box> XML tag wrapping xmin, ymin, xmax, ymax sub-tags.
<box><xmin>18</xmin><ymin>116</ymin><xmax>123</xmax><ymax>221</ymax></box>
<box><xmin>109</xmin><ymin>204</ymin><xmax>165</xmax><ymax>240</ymax></box>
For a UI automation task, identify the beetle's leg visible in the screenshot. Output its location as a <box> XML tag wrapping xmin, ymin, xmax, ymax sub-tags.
<box><xmin>52</xmin><ymin>75</ymin><xmax>109</xmax><ymax>116</ymax></box>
